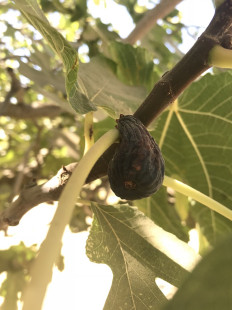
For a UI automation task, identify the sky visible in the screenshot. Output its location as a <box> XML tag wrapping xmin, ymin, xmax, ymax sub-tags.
<box><xmin>87</xmin><ymin>0</ymin><xmax>215</xmax><ymax>52</ymax></box>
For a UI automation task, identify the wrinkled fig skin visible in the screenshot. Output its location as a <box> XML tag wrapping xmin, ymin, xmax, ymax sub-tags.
<box><xmin>108</xmin><ymin>115</ymin><xmax>165</xmax><ymax>200</ymax></box>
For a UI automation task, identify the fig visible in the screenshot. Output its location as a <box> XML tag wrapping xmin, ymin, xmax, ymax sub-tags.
<box><xmin>108</xmin><ymin>115</ymin><xmax>165</xmax><ymax>200</ymax></box>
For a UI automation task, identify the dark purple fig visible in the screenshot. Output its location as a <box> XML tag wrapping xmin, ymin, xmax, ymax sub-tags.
<box><xmin>108</xmin><ymin>115</ymin><xmax>165</xmax><ymax>200</ymax></box>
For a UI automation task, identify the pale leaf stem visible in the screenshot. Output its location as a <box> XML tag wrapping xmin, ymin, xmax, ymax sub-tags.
<box><xmin>163</xmin><ymin>175</ymin><xmax>232</xmax><ymax>221</ymax></box>
<box><xmin>84</xmin><ymin>111</ymin><xmax>94</xmax><ymax>154</ymax></box>
<box><xmin>22</xmin><ymin>128</ymin><xmax>119</xmax><ymax>310</ymax></box>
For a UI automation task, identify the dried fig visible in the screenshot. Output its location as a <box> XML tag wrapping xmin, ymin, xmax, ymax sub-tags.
<box><xmin>108</xmin><ymin>115</ymin><xmax>165</xmax><ymax>200</ymax></box>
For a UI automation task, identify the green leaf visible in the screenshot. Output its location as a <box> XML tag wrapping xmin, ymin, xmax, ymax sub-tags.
<box><xmin>108</xmin><ymin>41</ymin><xmax>160</xmax><ymax>91</ymax></box>
<box><xmin>163</xmin><ymin>234</ymin><xmax>232</xmax><ymax>310</ymax></box>
<box><xmin>135</xmin><ymin>187</ymin><xmax>189</xmax><ymax>242</ymax></box>
<box><xmin>0</xmin><ymin>242</ymin><xmax>36</xmax><ymax>273</ymax></box>
<box><xmin>153</xmin><ymin>72</ymin><xmax>232</xmax><ymax>244</ymax></box>
<box><xmin>190</xmin><ymin>202</ymin><xmax>232</xmax><ymax>246</ymax></box>
<box><xmin>77</xmin><ymin>57</ymin><xmax>147</xmax><ymax>117</ymax></box>
<box><xmin>86</xmin><ymin>203</ymin><xmax>199</xmax><ymax>309</ymax></box>
<box><xmin>140</xmin><ymin>24</ymin><xmax>182</xmax><ymax>70</ymax></box>
<box><xmin>13</xmin><ymin>0</ymin><xmax>96</xmax><ymax>113</ymax></box>
<box><xmin>18</xmin><ymin>54</ymin><xmax>146</xmax><ymax>117</ymax></box>
<box><xmin>0</xmin><ymin>272</ymin><xmax>25</xmax><ymax>310</ymax></box>
<box><xmin>0</xmin><ymin>243</ymin><xmax>36</xmax><ymax>310</ymax></box>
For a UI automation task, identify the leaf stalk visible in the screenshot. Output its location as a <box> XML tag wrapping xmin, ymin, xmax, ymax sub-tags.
<box><xmin>22</xmin><ymin>128</ymin><xmax>119</xmax><ymax>310</ymax></box>
<box><xmin>163</xmin><ymin>176</ymin><xmax>232</xmax><ymax>221</ymax></box>
<box><xmin>208</xmin><ymin>45</ymin><xmax>232</xmax><ymax>68</ymax></box>
<box><xmin>84</xmin><ymin>111</ymin><xmax>94</xmax><ymax>154</ymax></box>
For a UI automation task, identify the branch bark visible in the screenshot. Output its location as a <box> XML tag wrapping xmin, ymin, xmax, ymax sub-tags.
<box><xmin>0</xmin><ymin>163</ymin><xmax>77</xmax><ymax>230</ymax></box>
<box><xmin>123</xmin><ymin>0</ymin><xmax>184</xmax><ymax>45</ymax></box>
<box><xmin>92</xmin><ymin>0</ymin><xmax>232</xmax><ymax>175</ymax></box>
<box><xmin>0</xmin><ymin>101</ymin><xmax>63</xmax><ymax>119</ymax></box>
<box><xmin>0</xmin><ymin>67</ymin><xmax>63</xmax><ymax>119</ymax></box>
<box><xmin>134</xmin><ymin>0</ymin><xmax>232</xmax><ymax>125</ymax></box>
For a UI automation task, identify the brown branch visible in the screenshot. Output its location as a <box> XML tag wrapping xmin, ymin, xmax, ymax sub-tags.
<box><xmin>134</xmin><ymin>0</ymin><xmax>232</xmax><ymax>125</ymax></box>
<box><xmin>123</xmin><ymin>0</ymin><xmax>184</xmax><ymax>45</ymax></box>
<box><xmin>91</xmin><ymin>0</ymin><xmax>232</xmax><ymax>176</ymax></box>
<box><xmin>0</xmin><ymin>67</ymin><xmax>25</xmax><ymax>114</ymax></box>
<box><xmin>0</xmin><ymin>163</ymin><xmax>77</xmax><ymax>229</ymax></box>
<box><xmin>0</xmin><ymin>101</ymin><xmax>63</xmax><ymax>119</ymax></box>
<box><xmin>1</xmin><ymin>0</ymin><xmax>232</xmax><ymax>230</ymax></box>
<box><xmin>0</xmin><ymin>67</ymin><xmax>63</xmax><ymax>119</ymax></box>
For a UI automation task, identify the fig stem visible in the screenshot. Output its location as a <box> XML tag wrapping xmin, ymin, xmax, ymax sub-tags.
<box><xmin>22</xmin><ymin>128</ymin><xmax>119</xmax><ymax>310</ymax></box>
<box><xmin>84</xmin><ymin>111</ymin><xmax>94</xmax><ymax>155</ymax></box>
<box><xmin>163</xmin><ymin>176</ymin><xmax>232</xmax><ymax>221</ymax></box>
<box><xmin>208</xmin><ymin>45</ymin><xmax>232</xmax><ymax>68</ymax></box>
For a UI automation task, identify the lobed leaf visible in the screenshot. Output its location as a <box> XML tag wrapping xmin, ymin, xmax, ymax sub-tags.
<box><xmin>135</xmin><ymin>187</ymin><xmax>189</xmax><ymax>242</ymax></box>
<box><xmin>153</xmin><ymin>71</ymin><xmax>232</xmax><ymax>245</ymax></box>
<box><xmin>86</xmin><ymin>203</ymin><xmax>199</xmax><ymax>309</ymax></box>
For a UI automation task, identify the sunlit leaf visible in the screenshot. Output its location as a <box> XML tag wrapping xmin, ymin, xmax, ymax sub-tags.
<box><xmin>77</xmin><ymin>57</ymin><xmax>147</xmax><ymax>117</ymax></box>
<box><xmin>13</xmin><ymin>0</ymin><xmax>96</xmax><ymax>113</ymax></box>
<box><xmin>18</xmin><ymin>55</ymin><xmax>147</xmax><ymax>117</ymax></box>
<box><xmin>86</xmin><ymin>203</ymin><xmax>199</xmax><ymax>309</ymax></box>
<box><xmin>153</xmin><ymin>72</ymin><xmax>232</xmax><ymax>244</ymax></box>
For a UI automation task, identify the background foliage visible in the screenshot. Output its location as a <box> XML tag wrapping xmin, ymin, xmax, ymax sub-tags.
<box><xmin>1</xmin><ymin>0</ymin><xmax>232</xmax><ymax>309</ymax></box>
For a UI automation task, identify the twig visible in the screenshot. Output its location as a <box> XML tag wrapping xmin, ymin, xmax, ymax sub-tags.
<box><xmin>123</xmin><ymin>0</ymin><xmax>184</xmax><ymax>44</ymax></box>
<box><xmin>0</xmin><ymin>101</ymin><xmax>63</xmax><ymax>119</ymax></box>
<box><xmin>0</xmin><ymin>67</ymin><xmax>23</xmax><ymax>114</ymax></box>
<box><xmin>11</xmin><ymin>143</ymin><xmax>35</xmax><ymax>198</ymax></box>
<box><xmin>0</xmin><ymin>67</ymin><xmax>63</xmax><ymax>119</ymax></box>
<box><xmin>0</xmin><ymin>163</ymin><xmax>77</xmax><ymax>229</ymax></box>
<box><xmin>134</xmin><ymin>0</ymin><xmax>232</xmax><ymax>125</ymax></box>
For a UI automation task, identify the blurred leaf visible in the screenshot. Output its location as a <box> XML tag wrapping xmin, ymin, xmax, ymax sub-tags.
<box><xmin>0</xmin><ymin>150</ymin><xmax>15</xmax><ymax>166</ymax></box>
<box><xmin>18</xmin><ymin>61</ymin><xmax>65</xmax><ymax>91</ymax></box>
<box><xmin>108</xmin><ymin>41</ymin><xmax>160</xmax><ymax>91</ymax></box>
<box><xmin>70</xmin><ymin>0</ymin><xmax>88</xmax><ymax>21</ymax></box>
<box><xmin>141</xmin><ymin>25</ymin><xmax>181</xmax><ymax>70</ymax></box>
<box><xmin>13</xmin><ymin>0</ymin><xmax>96</xmax><ymax>113</ymax></box>
<box><xmin>0</xmin><ymin>242</ymin><xmax>36</xmax><ymax>273</ymax></box>
<box><xmin>164</xmin><ymin>234</ymin><xmax>232</xmax><ymax>310</ymax></box>
<box><xmin>0</xmin><ymin>272</ymin><xmax>25</xmax><ymax>310</ymax></box>
<box><xmin>93</xmin><ymin>116</ymin><xmax>116</xmax><ymax>140</ymax></box>
<box><xmin>175</xmin><ymin>191</ymin><xmax>189</xmax><ymax>221</ymax></box>
<box><xmin>0</xmin><ymin>243</ymin><xmax>36</xmax><ymax>310</ymax></box>
<box><xmin>153</xmin><ymin>72</ymin><xmax>232</xmax><ymax>244</ymax></box>
<box><xmin>95</xmin><ymin>19</ymin><xmax>120</xmax><ymax>41</ymax></box>
<box><xmin>86</xmin><ymin>203</ymin><xmax>199</xmax><ymax>309</ymax></box>
<box><xmin>190</xmin><ymin>202</ymin><xmax>232</xmax><ymax>246</ymax></box>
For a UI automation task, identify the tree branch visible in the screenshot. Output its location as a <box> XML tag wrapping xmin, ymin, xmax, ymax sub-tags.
<box><xmin>123</xmin><ymin>0</ymin><xmax>184</xmax><ymax>45</ymax></box>
<box><xmin>134</xmin><ymin>0</ymin><xmax>232</xmax><ymax>125</ymax></box>
<box><xmin>0</xmin><ymin>67</ymin><xmax>63</xmax><ymax>119</ymax></box>
<box><xmin>0</xmin><ymin>163</ymin><xmax>77</xmax><ymax>229</ymax></box>
<box><xmin>0</xmin><ymin>101</ymin><xmax>63</xmax><ymax>119</ymax></box>
<box><xmin>92</xmin><ymin>0</ymin><xmax>232</xmax><ymax>175</ymax></box>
